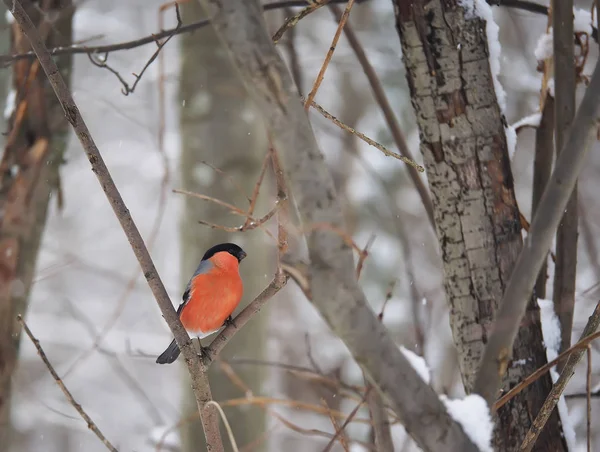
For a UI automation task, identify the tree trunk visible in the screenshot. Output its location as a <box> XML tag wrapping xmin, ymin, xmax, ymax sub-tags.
<box><xmin>179</xmin><ymin>2</ymin><xmax>269</xmax><ymax>450</ymax></box>
<box><xmin>0</xmin><ymin>2</ymin><xmax>72</xmax><ymax>450</ymax></box>
<box><xmin>392</xmin><ymin>1</ymin><xmax>566</xmax><ymax>450</ymax></box>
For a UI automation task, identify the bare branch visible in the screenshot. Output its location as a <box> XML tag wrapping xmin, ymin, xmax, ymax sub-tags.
<box><xmin>304</xmin><ymin>0</ymin><xmax>356</xmax><ymax>110</ymax></box>
<box><xmin>306</xmin><ymin>98</ymin><xmax>424</xmax><ymax>171</ymax></box>
<box><xmin>322</xmin><ymin>388</ymin><xmax>370</xmax><ymax>452</ymax></box>
<box><xmin>272</xmin><ymin>0</ymin><xmax>331</xmax><ymax>44</ymax></box>
<box><xmin>552</xmin><ymin>0</ymin><xmax>578</xmax><ymax>364</ymax></box>
<box><xmin>532</xmin><ymin>97</ymin><xmax>554</xmax><ymax>298</ymax></box>
<box><xmin>520</xmin><ymin>301</ymin><xmax>600</xmax><ymax>451</ymax></box>
<box><xmin>494</xmin><ymin>326</ymin><xmax>600</xmax><ymax>410</ymax></box>
<box><xmin>473</xmin><ymin>59</ymin><xmax>600</xmax><ymax>406</ymax></box>
<box><xmin>0</xmin><ymin>1</ymin><xmax>364</xmax><ymax>64</ymax></box>
<box><xmin>586</xmin><ymin>346</ymin><xmax>592</xmax><ymax>452</ymax></box>
<box><xmin>18</xmin><ymin>316</ymin><xmax>117</xmax><ymax>452</ymax></box>
<box><xmin>195</xmin><ymin>0</ymin><xmax>478</xmax><ymax>450</ymax></box>
<box><xmin>88</xmin><ymin>4</ymin><xmax>182</xmax><ymax>96</ymax></box>
<box><xmin>3</xmin><ymin>1</ymin><xmax>223</xmax><ymax>449</ymax></box>
<box><xmin>328</xmin><ymin>4</ymin><xmax>434</xmax><ymax>228</ymax></box>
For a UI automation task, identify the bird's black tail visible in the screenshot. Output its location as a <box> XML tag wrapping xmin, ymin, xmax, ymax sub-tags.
<box><xmin>156</xmin><ymin>338</ymin><xmax>180</xmax><ymax>364</ymax></box>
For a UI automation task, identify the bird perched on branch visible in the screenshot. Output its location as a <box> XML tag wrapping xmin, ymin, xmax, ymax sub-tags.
<box><xmin>156</xmin><ymin>242</ymin><xmax>247</xmax><ymax>364</ymax></box>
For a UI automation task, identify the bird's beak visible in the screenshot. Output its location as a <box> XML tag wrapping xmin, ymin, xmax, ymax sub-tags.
<box><xmin>239</xmin><ymin>250</ymin><xmax>247</xmax><ymax>261</ymax></box>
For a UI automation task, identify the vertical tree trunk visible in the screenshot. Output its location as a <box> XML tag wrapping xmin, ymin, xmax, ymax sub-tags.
<box><xmin>0</xmin><ymin>2</ymin><xmax>9</xmax><ymax>150</ymax></box>
<box><xmin>0</xmin><ymin>2</ymin><xmax>73</xmax><ymax>449</ymax></box>
<box><xmin>179</xmin><ymin>2</ymin><xmax>269</xmax><ymax>450</ymax></box>
<box><xmin>392</xmin><ymin>1</ymin><xmax>566</xmax><ymax>450</ymax></box>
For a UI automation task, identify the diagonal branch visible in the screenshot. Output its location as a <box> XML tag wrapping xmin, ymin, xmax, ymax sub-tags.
<box><xmin>520</xmin><ymin>301</ymin><xmax>600</xmax><ymax>451</ymax></box>
<box><xmin>194</xmin><ymin>0</ymin><xmax>478</xmax><ymax>450</ymax></box>
<box><xmin>3</xmin><ymin>1</ymin><xmax>224</xmax><ymax>450</ymax></box>
<box><xmin>328</xmin><ymin>3</ymin><xmax>434</xmax><ymax>228</ymax></box>
<box><xmin>0</xmin><ymin>0</ymin><xmax>366</xmax><ymax>64</ymax></box>
<box><xmin>18</xmin><ymin>316</ymin><xmax>117</xmax><ymax>452</ymax></box>
<box><xmin>473</xmin><ymin>58</ymin><xmax>600</xmax><ymax>405</ymax></box>
<box><xmin>0</xmin><ymin>0</ymin><xmax>596</xmax><ymax>66</ymax></box>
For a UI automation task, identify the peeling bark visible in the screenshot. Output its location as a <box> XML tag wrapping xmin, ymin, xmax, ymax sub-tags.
<box><xmin>393</xmin><ymin>1</ymin><xmax>566</xmax><ymax>450</ymax></box>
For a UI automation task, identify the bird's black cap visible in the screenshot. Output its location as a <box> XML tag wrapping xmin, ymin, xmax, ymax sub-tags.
<box><xmin>202</xmin><ymin>243</ymin><xmax>247</xmax><ymax>262</ymax></box>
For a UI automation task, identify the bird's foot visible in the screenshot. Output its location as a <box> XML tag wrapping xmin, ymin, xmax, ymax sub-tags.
<box><xmin>223</xmin><ymin>315</ymin><xmax>236</xmax><ymax>328</ymax></box>
<box><xmin>197</xmin><ymin>337</ymin><xmax>209</xmax><ymax>359</ymax></box>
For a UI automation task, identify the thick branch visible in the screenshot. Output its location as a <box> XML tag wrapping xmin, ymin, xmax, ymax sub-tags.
<box><xmin>532</xmin><ymin>98</ymin><xmax>554</xmax><ymax>298</ymax></box>
<box><xmin>552</xmin><ymin>0</ymin><xmax>578</xmax><ymax>364</ymax></box>
<box><xmin>473</xmin><ymin>59</ymin><xmax>600</xmax><ymax>405</ymax></box>
<box><xmin>3</xmin><ymin>1</ymin><xmax>223</xmax><ymax>450</ymax></box>
<box><xmin>194</xmin><ymin>0</ymin><xmax>477</xmax><ymax>450</ymax></box>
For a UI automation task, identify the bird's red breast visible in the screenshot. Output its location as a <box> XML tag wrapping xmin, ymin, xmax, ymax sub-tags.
<box><xmin>179</xmin><ymin>251</ymin><xmax>243</xmax><ymax>336</ymax></box>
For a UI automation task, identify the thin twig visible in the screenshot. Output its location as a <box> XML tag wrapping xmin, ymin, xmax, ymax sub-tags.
<box><xmin>270</xmin><ymin>410</ymin><xmax>377</xmax><ymax>451</ymax></box>
<box><xmin>4</xmin><ymin>1</ymin><xmax>224</xmax><ymax>449</ymax></box>
<box><xmin>243</xmin><ymin>151</ymin><xmax>271</xmax><ymax>227</ymax></box>
<box><xmin>355</xmin><ymin>234</ymin><xmax>375</xmax><ymax>279</ymax></box>
<box><xmin>304</xmin><ymin>0</ymin><xmax>356</xmax><ymax>110</ymax></box>
<box><xmin>306</xmin><ymin>98</ymin><xmax>424</xmax><ymax>171</ymax></box>
<box><xmin>206</xmin><ymin>401</ymin><xmax>240</xmax><ymax>452</ymax></box>
<box><xmin>473</xmin><ymin>59</ymin><xmax>600</xmax><ymax>406</ymax></box>
<box><xmin>88</xmin><ymin>4</ymin><xmax>182</xmax><ymax>96</ymax></box>
<box><xmin>272</xmin><ymin>0</ymin><xmax>331</xmax><ymax>43</ymax></box>
<box><xmin>493</xmin><ymin>328</ymin><xmax>600</xmax><ymax>410</ymax></box>
<box><xmin>586</xmin><ymin>346</ymin><xmax>592</xmax><ymax>452</ymax></box>
<box><xmin>322</xmin><ymin>387</ymin><xmax>371</xmax><ymax>452</ymax></box>
<box><xmin>322</xmin><ymin>398</ymin><xmax>350</xmax><ymax>452</ymax></box>
<box><xmin>17</xmin><ymin>316</ymin><xmax>118</xmax><ymax>452</ymax></box>
<box><xmin>328</xmin><ymin>4</ymin><xmax>434</xmax><ymax>228</ymax></box>
<box><xmin>0</xmin><ymin>1</ymin><xmax>363</xmax><ymax>64</ymax></box>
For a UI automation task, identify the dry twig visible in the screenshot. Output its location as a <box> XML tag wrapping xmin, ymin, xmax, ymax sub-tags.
<box><xmin>272</xmin><ymin>0</ymin><xmax>331</xmax><ymax>43</ymax></box>
<box><xmin>328</xmin><ymin>3</ymin><xmax>434</xmax><ymax>227</ymax></box>
<box><xmin>520</xmin><ymin>301</ymin><xmax>600</xmax><ymax>451</ymax></box>
<box><xmin>18</xmin><ymin>316</ymin><xmax>117</xmax><ymax>452</ymax></box>
<box><xmin>306</xmin><ymin>98</ymin><xmax>424</xmax><ymax>171</ymax></box>
<box><xmin>304</xmin><ymin>0</ymin><xmax>356</xmax><ymax>110</ymax></box>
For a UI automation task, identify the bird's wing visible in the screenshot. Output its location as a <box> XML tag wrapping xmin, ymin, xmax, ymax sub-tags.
<box><xmin>177</xmin><ymin>259</ymin><xmax>214</xmax><ymax>316</ymax></box>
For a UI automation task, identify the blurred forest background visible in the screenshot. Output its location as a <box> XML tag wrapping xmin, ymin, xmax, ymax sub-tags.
<box><xmin>1</xmin><ymin>0</ymin><xmax>599</xmax><ymax>451</ymax></box>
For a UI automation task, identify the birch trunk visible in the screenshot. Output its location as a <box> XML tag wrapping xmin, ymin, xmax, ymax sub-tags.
<box><xmin>393</xmin><ymin>1</ymin><xmax>566</xmax><ymax>449</ymax></box>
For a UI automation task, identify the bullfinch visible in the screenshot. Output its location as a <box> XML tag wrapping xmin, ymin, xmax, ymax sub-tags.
<box><xmin>156</xmin><ymin>242</ymin><xmax>247</xmax><ymax>364</ymax></box>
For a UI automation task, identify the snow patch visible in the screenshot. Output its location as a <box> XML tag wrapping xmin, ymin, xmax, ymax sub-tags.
<box><xmin>537</xmin><ymin>299</ymin><xmax>577</xmax><ymax>450</ymax></box>
<box><xmin>534</xmin><ymin>31</ymin><xmax>554</xmax><ymax>61</ymax></box>
<box><xmin>574</xmin><ymin>8</ymin><xmax>593</xmax><ymax>35</ymax></box>
<box><xmin>505</xmin><ymin>125</ymin><xmax>517</xmax><ymax>160</ymax></box>
<box><xmin>537</xmin><ymin>299</ymin><xmax>561</xmax><ymax>357</ymax></box>
<box><xmin>400</xmin><ymin>346</ymin><xmax>431</xmax><ymax>384</ymax></box>
<box><xmin>511</xmin><ymin>112</ymin><xmax>542</xmax><ymax>130</ymax></box>
<box><xmin>4</xmin><ymin>89</ymin><xmax>16</xmax><ymax>120</ymax></box>
<box><xmin>440</xmin><ymin>394</ymin><xmax>493</xmax><ymax>452</ymax></box>
<box><xmin>547</xmin><ymin>78</ymin><xmax>555</xmax><ymax>97</ymax></box>
<box><xmin>149</xmin><ymin>425</ymin><xmax>180</xmax><ymax>450</ymax></box>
